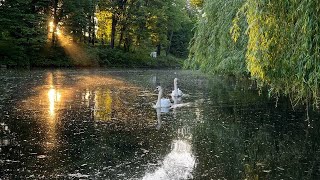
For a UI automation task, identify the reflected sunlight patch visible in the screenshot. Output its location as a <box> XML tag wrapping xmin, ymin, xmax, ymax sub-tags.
<box><xmin>18</xmin><ymin>72</ymin><xmax>155</xmax><ymax>139</ymax></box>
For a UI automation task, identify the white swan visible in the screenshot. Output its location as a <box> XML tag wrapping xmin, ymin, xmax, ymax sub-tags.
<box><xmin>171</xmin><ymin>78</ymin><xmax>183</xmax><ymax>97</ymax></box>
<box><xmin>154</xmin><ymin>86</ymin><xmax>172</xmax><ymax>108</ymax></box>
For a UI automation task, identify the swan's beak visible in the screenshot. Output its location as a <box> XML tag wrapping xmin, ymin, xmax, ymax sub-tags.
<box><xmin>154</xmin><ymin>88</ymin><xmax>158</xmax><ymax>92</ymax></box>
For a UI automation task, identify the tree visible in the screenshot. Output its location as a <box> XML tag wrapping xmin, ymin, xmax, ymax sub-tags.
<box><xmin>185</xmin><ymin>0</ymin><xmax>247</xmax><ymax>75</ymax></box>
<box><xmin>186</xmin><ymin>0</ymin><xmax>320</xmax><ymax>108</ymax></box>
<box><xmin>165</xmin><ymin>0</ymin><xmax>193</xmax><ymax>58</ymax></box>
<box><xmin>96</xmin><ymin>0</ymin><xmax>192</xmax><ymax>54</ymax></box>
<box><xmin>0</xmin><ymin>0</ymin><xmax>50</xmax><ymax>65</ymax></box>
<box><xmin>233</xmin><ymin>0</ymin><xmax>320</xmax><ymax>107</ymax></box>
<box><xmin>0</xmin><ymin>0</ymin><xmax>194</xmax><ymax>67</ymax></box>
<box><xmin>61</xmin><ymin>0</ymin><xmax>96</xmax><ymax>43</ymax></box>
<box><xmin>190</xmin><ymin>0</ymin><xmax>203</xmax><ymax>8</ymax></box>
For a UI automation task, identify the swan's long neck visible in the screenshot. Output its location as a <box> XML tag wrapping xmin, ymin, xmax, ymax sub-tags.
<box><xmin>157</xmin><ymin>89</ymin><xmax>163</xmax><ymax>105</ymax></box>
<box><xmin>174</xmin><ymin>80</ymin><xmax>178</xmax><ymax>93</ymax></box>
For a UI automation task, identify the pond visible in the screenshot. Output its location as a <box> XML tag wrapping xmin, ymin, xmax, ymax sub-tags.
<box><xmin>0</xmin><ymin>69</ymin><xmax>319</xmax><ymax>179</ymax></box>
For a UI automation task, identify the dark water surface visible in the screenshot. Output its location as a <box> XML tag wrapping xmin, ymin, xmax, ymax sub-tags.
<box><xmin>0</xmin><ymin>69</ymin><xmax>319</xmax><ymax>179</ymax></box>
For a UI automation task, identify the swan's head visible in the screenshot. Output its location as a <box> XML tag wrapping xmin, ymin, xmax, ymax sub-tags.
<box><xmin>174</xmin><ymin>78</ymin><xmax>178</xmax><ymax>83</ymax></box>
<box><xmin>155</xmin><ymin>86</ymin><xmax>163</xmax><ymax>92</ymax></box>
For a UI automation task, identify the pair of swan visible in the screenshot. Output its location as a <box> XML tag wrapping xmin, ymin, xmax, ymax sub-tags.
<box><xmin>154</xmin><ymin>78</ymin><xmax>183</xmax><ymax>109</ymax></box>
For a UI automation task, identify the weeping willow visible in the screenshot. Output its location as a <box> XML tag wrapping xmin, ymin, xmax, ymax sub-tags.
<box><xmin>185</xmin><ymin>0</ymin><xmax>247</xmax><ymax>75</ymax></box>
<box><xmin>187</xmin><ymin>0</ymin><xmax>320</xmax><ymax>108</ymax></box>
<box><xmin>232</xmin><ymin>0</ymin><xmax>320</xmax><ymax>107</ymax></box>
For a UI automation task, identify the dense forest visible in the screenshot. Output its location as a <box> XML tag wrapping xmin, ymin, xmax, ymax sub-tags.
<box><xmin>186</xmin><ymin>0</ymin><xmax>320</xmax><ymax>108</ymax></box>
<box><xmin>1</xmin><ymin>0</ymin><xmax>320</xmax><ymax>108</ymax></box>
<box><xmin>0</xmin><ymin>0</ymin><xmax>194</xmax><ymax>67</ymax></box>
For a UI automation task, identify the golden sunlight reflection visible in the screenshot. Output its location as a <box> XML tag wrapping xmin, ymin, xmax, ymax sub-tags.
<box><xmin>48</xmin><ymin>88</ymin><xmax>61</xmax><ymax>117</ymax></box>
<box><xmin>85</xmin><ymin>90</ymin><xmax>90</xmax><ymax>100</ymax></box>
<box><xmin>20</xmin><ymin>73</ymin><xmax>145</xmax><ymax>149</ymax></box>
<box><xmin>90</xmin><ymin>86</ymin><xmax>155</xmax><ymax>125</ymax></box>
<box><xmin>82</xmin><ymin>89</ymin><xmax>92</xmax><ymax>107</ymax></box>
<box><xmin>44</xmin><ymin>72</ymin><xmax>65</xmax><ymax>150</ymax></box>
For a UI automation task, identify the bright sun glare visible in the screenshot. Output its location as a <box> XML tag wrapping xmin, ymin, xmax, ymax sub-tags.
<box><xmin>48</xmin><ymin>20</ymin><xmax>97</xmax><ymax>66</ymax></box>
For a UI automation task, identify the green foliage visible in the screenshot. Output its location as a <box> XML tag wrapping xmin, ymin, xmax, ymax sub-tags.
<box><xmin>169</xmin><ymin>21</ymin><xmax>194</xmax><ymax>58</ymax></box>
<box><xmin>96</xmin><ymin>0</ymin><xmax>193</xmax><ymax>55</ymax></box>
<box><xmin>190</xmin><ymin>0</ymin><xmax>204</xmax><ymax>8</ymax></box>
<box><xmin>166</xmin><ymin>0</ymin><xmax>194</xmax><ymax>58</ymax></box>
<box><xmin>185</xmin><ymin>0</ymin><xmax>247</xmax><ymax>76</ymax></box>
<box><xmin>187</xmin><ymin>0</ymin><xmax>320</xmax><ymax>108</ymax></box>
<box><xmin>61</xmin><ymin>0</ymin><xmax>87</xmax><ymax>40</ymax></box>
<box><xmin>0</xmin><ymin>40</ymin><xmax>27</xmax><ymax>66</ymax></box>
<box><xmin>0</xmin><ymin>0</ymin><xmax>194</xmax><ymax>69</ymax></box>
<box><xmin>96</xmin><ymin>47</ymin><xmax>182</xmax><ymax>68</ymax></box>
<box><xmin>233</xmin><ymin>0</ymin><xmax>320</xmax><ymax>107</ymax></box>
<box><xmin>0</xmin><ymin>0</ymin><xmax>49</xmax><ymax>66</ymax></box>
<box><xmin>30</xmin><ymin>46</ymin><xmax>73</xmax><ymax>67</ymax></box>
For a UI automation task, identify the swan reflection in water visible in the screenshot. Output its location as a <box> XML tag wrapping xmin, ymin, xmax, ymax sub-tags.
<box><xmin>149</xmin><ymin>92</ymin><xmax>195</xmax><ymax>179</ymax></box>
<box><xmin>155</xmin><ymin>105</ymin><xmax>170</xmax><ymax>130</ymax></box>
<box><xmin>171</xmin><ymin>96</ymin><xmax>182</xmax><ymax>119</ymax></box>
<box><xmin>155</xmin><ymin>108</ymin><xmax>162</xmax><ymax>130</ymax></box>
<box><xmin>155</xmin><ymin>95</ymin><xmax>178</xmax><ymax>130</ymax></box>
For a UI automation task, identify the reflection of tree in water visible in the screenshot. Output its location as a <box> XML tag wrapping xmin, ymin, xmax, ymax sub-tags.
<box><xmin>93</xmin><ymin>89</ymin><xmax>113</xmax><ymax>121</ymax></box>
<box><xmin>89</xmin><ymin>87</ymin><xmax>156</xmax><ymax>128</ymax></box>
<box><xmin>1</xmin><ymin>70</ymin><xmax>319</xmax><ymax>179</ymax></box>
<box><xmin>192</xmin><ymin>77</ymin><xmax>320</xmax><ymax>179</ymax></box>
<box><xmin>0</xmin><ymin>71</ymin><xmax>176</xmax><ymax>179</ymax></box>
<box><xmin>57</xmin><ymin>86</ymin><xmax>175</xmax><ymax>178</ymax></box>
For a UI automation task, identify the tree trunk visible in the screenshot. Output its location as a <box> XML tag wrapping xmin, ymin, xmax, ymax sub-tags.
<box><xmin>118</xmin><ymin>26</ymin><xmax>124</xmax><ymax>48</ymax></box>
<box><xmin>166</xmin><ymin>31</ymin><xmax>173</xmax><ymax>56</ymax></box>
<box><xmin>119</xmin><ymin>24</ymin><xmax>128</xmax><ymax>49</ymax></box>
<box><xmin>91</xmin><ymin>15</ymin><xmax>95</xmax><ymax>46</ymax></box>
<box><xmin>91</xmin><ymin>1</ymin><xmax>96</xmax><ymax>46</ymax></box>
<box><xmin>102</xmin><ymin>34</ymin><xmax>105</xmax><ymax>46</ymax></box>
<box><xmin>117</xmin><ymin>0</ymin><xmax>128</xmax><ymax>48</ymax></box>
<box><xmin>156</xmin><ymin>44</ymin><xmax>161</xmax><ymax>56</ymax></box>
<box><xmin>88</xmin><ymin>15</ymin><xmax>92</xmax><ymax>44</ymax></box>
<box><xmin>52</xmin><ymin>0</ymin><xmax>58</xmax><ymax>46</ymax></box>
<box><xmin>110</xmin><ymin>13</ymin><xmax>117</xmax><ymax>49</ymax></box>
<box><xmin>124</xmin><ymin>37</ymin><xmax>130</xmax><ymax>52</ymax></box>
